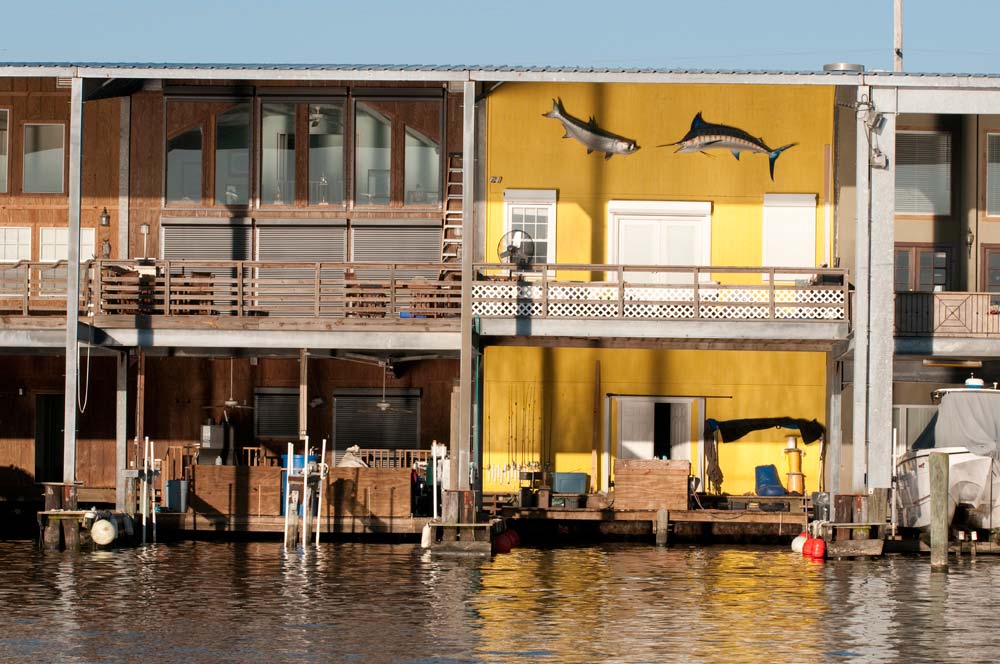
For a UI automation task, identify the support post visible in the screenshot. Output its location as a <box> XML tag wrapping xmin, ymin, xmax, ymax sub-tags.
<box><xmin>42</xmin><ymin>483</ymin><xmax>63</xmax><ymax>550</ymax></box>
<box><xmin>457</xmin><ymin>79</ymin><xmax>476</xmax><ymax>492</ymax></box>
<box><xmin>929</xmin><ymin>452</ymin><xmax>949</xmax><ymax>570</ymax></box>
<box><xmin>893</xmin><ymin>0</ymin><xmax>903</xmax><ymax>72</ymax></box>
<box><xmin>655</xmin><ymin>509</ymin><xmax>669</xmax><ymax>546</ymax></box>
<box><xmin>299</xmin><ymin>348</ymin><xmax>308</xmax><ymax>439</ymax></box>
<box><xmin>62</xmin><ymin>484</ymin><xmax>80</xmax><ymax>551</ymax></box>
<box><xmin>866</xmin><ymin>93</ymin><xmax>896</xmax><ymax>490</ymax></box>
<box><xmin>852</xmin><ymin>85</ymin><xmax>872</xmax><ymax>493</ymax></box>
<box><xmin>136</xmin><ymin>350</ymin><xmax>146</xmax><ymax>447</ymax></box>
<box><xmin>825</xmin><ymin>354</ymin><xmax>843</xmax><ymax>493</ymax></box>
<box><xmin>115</xmin><ymin>351</ymin><xmax>129</xmax><ymax>511</ymax></box>
<box><xmin>592</xmin><ymin>361</ymin><xmax>601</xmax><ymax>493</ymax></box>
<box><xmin>602</xmin><ymin>395</ymin><xmax>612</xmax><ymax>492</ymax></box>
<box><xmin>62</xmin><ymin>76</ymin><xmax>84</xmax><ymax>485</ymax></box>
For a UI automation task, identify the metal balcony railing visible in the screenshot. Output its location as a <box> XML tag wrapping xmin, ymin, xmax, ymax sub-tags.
<box><xmin>895</xmin><ymin>291</ymin><xmax>1000</xmax><ymax>337</ymax></box>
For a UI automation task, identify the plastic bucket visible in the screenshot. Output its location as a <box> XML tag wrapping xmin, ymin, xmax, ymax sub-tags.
<box><xmin>165</xmin><ymin>479</ymin><xmax>189</xmax><ymax>513</ymax></box>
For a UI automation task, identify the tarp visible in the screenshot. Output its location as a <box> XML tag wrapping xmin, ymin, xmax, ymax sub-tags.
<box><xmin>911</xmin><ymin>391</ymin><xmax>1000</xmax><ymax>458</ymax></box>
<box><xmin>705</xmin><ymin>417</ymin><xmax>825</xmax><ymax>444</ymax></box>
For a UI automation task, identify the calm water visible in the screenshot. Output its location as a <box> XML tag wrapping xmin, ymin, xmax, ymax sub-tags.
<box><xmin>0</xmin><ymin>539</ymin><xmax>998</xmax><ymax>663</ymax></box>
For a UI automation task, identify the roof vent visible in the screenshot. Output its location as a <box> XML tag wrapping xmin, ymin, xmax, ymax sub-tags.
<box><xmin>823</xmin><ymin>63</ymin><xmax>865</xmax><ymax>73</ymax></box>
<box><xmin>55</xmin><ymin>77</ymin><xmax>73</xmax><ymax>88</ymax></box>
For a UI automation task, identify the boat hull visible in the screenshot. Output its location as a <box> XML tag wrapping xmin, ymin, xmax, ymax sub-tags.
<box><xmin>895</xmin><ymin>447</ymin><xmax>999</xmax><ymax>530</ymax></box>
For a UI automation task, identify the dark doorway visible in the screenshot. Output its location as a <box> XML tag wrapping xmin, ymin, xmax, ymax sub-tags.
<box><xmin>35</xmin><ymin>394</ymin><xmax>65</xmax><ymax>483</ymax></box>
<box><xmin>653</xmin><ymin>402</ymin><xmax>672</xmax><ymax>459</ymax></box>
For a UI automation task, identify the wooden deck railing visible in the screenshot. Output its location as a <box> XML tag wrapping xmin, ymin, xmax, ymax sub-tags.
<box><xmin>0</xmin><ymin>260</ymin><xmax>462</xmax><ymax>319</ymax></box>
<box><xmin>472</xmin><ymin>264</ymin><xmax>850</xmax><ymax>322</ymax></box>
<box><xmin>896</xmin><ymin>291</ymin><xmax>1000</xmax><ymax>337</ymax></box>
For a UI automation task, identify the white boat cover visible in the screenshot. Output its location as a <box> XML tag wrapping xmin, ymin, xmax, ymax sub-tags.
<box><xmin>913</xmin><ymin>391</ymin><xmax>1000</xmax><ymax>459</ymax></box>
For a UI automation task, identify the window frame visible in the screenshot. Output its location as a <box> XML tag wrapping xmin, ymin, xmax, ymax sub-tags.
<box><xmin>503</xmin><ymin>189</ymin><xmax>557</xmax><ymax>266</ymax></box>
<box><xmin>162</xmin><ymin>96</ymin><xmax>253</xmax><ymax>211</ymax></box>
<box><xmin>22</xmin><ymin>122</ymin><xmax>66</xmax><ymax>195</ymax></box>
<box><xmin>894</xmin><ymin>129</ymin><xmax>953</xmax><ymax>218</ymax></box>
<box><xmin>0</xmin><ymin>108</ymin><xmax>9</xmax><ymax>194</ymax></box>
<box><xmin>984</xmin><ymin>132</ymin><xmax>1000</xmax><ymax>219</ymax></box>
<box><xmin>894</xmin><ymin>243</ymin><xmax>953</xmax><ymax>293</ymax></box>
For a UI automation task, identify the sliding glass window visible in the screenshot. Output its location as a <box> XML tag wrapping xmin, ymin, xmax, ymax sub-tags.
<box><xmin>402</xmin><ymin>101</ymin><xmax>441</xmax><ymax>206</ymax></box>
<box><xmin>308</xmin><ymin>103</ymin><xmax>345</xmax><ymax>205</ymax></box>
<box><xmin>215</xmin><ymin>104</ymin><xmax>250</xmax><ymax>206</ymax></box>
<box><xmin>23</xmin><ymin>124</ymin><xmax>64</xmax><ymax>194</ymax></box>
<box><xmin>260</xmin><ymin>103</ymin><xmax>296</xmax><ymax>205</ymax></box>
<box><xmin>0</xmin><ymin>110</ymin><xmax>7</xmax><ymax>193</ymax></box>
<box><xmin>355</xmin><ymin>102</ymin><xmax>392</xmax><ymax>206</ymax></box>
<box><xmin>165</xmin><ymin>102</ymin><xmax>204</xmax><ymax>205</ymax></box>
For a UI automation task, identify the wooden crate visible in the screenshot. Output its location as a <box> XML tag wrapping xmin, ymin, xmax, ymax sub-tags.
<box><xmin>191</xmin><ymin>466</ymin><xmax>283</xmax><ymax>517</ymax></box>
<box><xmin>613</xmin><ymin>459</ymin><xmax>690</xmax><ymax>511</ymax></box>
<box><xmin>328</xmin><ymin>467</ymin><xmax>412</xmax><ymax>518</ymax></box>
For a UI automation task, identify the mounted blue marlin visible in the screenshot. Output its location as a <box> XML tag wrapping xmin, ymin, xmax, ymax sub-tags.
<box><xmin>660</xmin><ymin>112</ymin><xmax>796</xmax><ymax>180</ymax></box>
<box><xmin>543</xmin><ymin>98</ymin><xmax>639</xmax><ymax>160</ymax></box>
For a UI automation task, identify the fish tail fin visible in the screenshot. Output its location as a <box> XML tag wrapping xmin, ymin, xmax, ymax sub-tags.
<box><xmin>768</xmin><ymin>143</ymin><xmax>797</xmax><ymax>180</ymax></box>
<box><xmin>542</xmin><ymin>98</ymin><xmax>561</xmax><ymax>119</ymax></box>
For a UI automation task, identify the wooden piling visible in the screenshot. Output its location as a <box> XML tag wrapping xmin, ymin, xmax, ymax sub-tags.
<box><xmin>62</xmin><ymin>484</ymin><xmax>80</xmax><ymax>551</ymax></box>
<box><xmin>655</xmin><ymin>509</ymin><xmax>669</xmax><ymax>546</ymax></box>
<box><xmin>41</xmin><ymin>483</ymin><xmax>62</xmax><ymax>551</ymax></box>
<box><xmin>929</xmin><ymin>452</ymin><xmax>949</xmax><ymax>570</ymax></box>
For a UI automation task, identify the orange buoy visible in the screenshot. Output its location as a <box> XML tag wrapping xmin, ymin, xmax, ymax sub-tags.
<box><xmin>494</xmin><ymin>532</ymin><xmax>512</xmax><ymax>554</ymax></box>
<box><xmin>809</xmin><ymin>537</ymin><xmax>826</xmax><ymax>559</ymax></box>
<box><xmin>507</xmin><ymin>530</ymin><xmax>521</xmax><ymax>547</ymax></box>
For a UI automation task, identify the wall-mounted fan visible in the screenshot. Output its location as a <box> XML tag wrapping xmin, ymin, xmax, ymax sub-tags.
<box><xmin>498</xmin><ymin>229</ymin><xmax>536</xmax><ymax>271</ymax></box>
<box><xmin>201</xmin><ymin>358</ymin><xmax>254</xmax><ymax>421</ymax></box>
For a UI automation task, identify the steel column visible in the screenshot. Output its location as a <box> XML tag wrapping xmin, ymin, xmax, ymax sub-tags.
<box><xmin>115</xmin><ymin>351</ymin><xmax>129</xmax><ymax>510</ymax></box>
<box><xmin>851</xmin><ymin>85</ymin><xmax>871</xmax><ymax>493</ymax></box>
<box><xmin>457</xmin><ymin>81</ymin><xmax>475</xmax><ymax>491</ymax></box>
<box><xmin>62</xmin><ymin>76</ymin><xmax>84</xmax><ymax>484</ymax></box>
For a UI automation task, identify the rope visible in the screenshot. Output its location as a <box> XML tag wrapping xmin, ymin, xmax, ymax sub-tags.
<box><xmin>77</xmin><ymin>330</ymin><xmax>92</xmax><ymax>413</ymax></box>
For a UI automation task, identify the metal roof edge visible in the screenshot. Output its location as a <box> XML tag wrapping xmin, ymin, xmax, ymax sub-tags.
<box><xmin>468</xmin><ymin>69</ymin><xmax>864</xmax><ymax>86</ymax></box>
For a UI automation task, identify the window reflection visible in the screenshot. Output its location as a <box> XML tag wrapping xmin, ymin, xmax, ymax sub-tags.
<box><xmin>0</xmin><ymin>110</ymin><xmax>7</xmax><ymax>193</ymax></box>
<box><xmin>355</xmin><ymin>102</ymin><xmax>391</xmax><ymax>206</ymax></box>
<box><xmin>309</xmin><ymin>103</ymin><xmax>345</xmax><ymax>205</ymax></box>
<box><xmin>261</xmin><ymin>103</ymin><xmax>296</xmax><ymax>205</ymax></box>
<box><xmin>23</xmin><ymin>124</ymin><xmax>64</xmax><ymax>194</ymax></box>
<box><xmin>215</xmin><ymin>104</ymin><xmax>250</xmax><ymax>206</ymax></box>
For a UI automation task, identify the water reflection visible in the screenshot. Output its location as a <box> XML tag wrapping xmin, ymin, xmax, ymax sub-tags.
<box><xmin>1</xmin><ymin>541</ymin><xmax>1000</xmax><ymax>662</ymax></box>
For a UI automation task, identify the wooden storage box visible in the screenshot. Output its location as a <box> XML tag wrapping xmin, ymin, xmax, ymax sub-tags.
<box><xmin>613</xmin><ymin>459</ymin><xmax>690</xmax><ymax>511</ymax></box>
<box><xmin>328</xmin><ymin>467</ymin><xmax>412</xmax><ymax>518</ymax></box>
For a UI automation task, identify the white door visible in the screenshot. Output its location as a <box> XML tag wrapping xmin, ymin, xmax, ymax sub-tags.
<box><xmin>618</xmin><ymin>399</ymin><xmax>656</xmax><ymax>459</ymax></box>
<box><xmin>609</xmin><ymin>201</ymin><xmax>711</xmax><ymax>284</ymax></box>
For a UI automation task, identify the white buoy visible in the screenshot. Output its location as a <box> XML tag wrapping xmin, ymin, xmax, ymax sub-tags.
<box><xmin>91</xmin><ymin>518</ymin><xmax>118</xmax><ymax>546</ymax></box>
<box><xmin>420</xmin><ymin>523</ymin><xmax>433</xmax><ymax>549</ymax></box>
<box><xmin>791</xmin><ymin>532</ymin><xmax>808</xmax><ymax>554</ymax></box>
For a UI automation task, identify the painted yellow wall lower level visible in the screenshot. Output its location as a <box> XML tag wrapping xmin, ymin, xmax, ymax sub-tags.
<box><xmin>483</xmin><ymin>347</ymin><xmax>826</xmax><ymax>497</ymax></box>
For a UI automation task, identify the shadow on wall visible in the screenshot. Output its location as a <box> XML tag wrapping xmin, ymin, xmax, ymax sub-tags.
<box><xmin>0</xmin><ymin>465</ymin><xmax>35</xmax><ymax>488</ymax></box>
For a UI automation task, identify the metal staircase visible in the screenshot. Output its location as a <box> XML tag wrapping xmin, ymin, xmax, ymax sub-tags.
<box><xmin>441</xmin><ymin>153</ymin><xmax>463</xmax><ymax>279</ymax></box>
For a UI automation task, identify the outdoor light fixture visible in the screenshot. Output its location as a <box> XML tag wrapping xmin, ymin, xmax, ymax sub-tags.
<box><xmin>139</xmin><ymin>223</ymin><xmax>150</xmax><ymax>258</ymax></box>
<box><xmin>967</xmin><ymin>227</ymin><xmax>975</xmax><ymax>253</ymax></box>
<box><xmin>100</xmin><ymin>207</ymin><xmax>110</xmax><ymax>227</ymax></box>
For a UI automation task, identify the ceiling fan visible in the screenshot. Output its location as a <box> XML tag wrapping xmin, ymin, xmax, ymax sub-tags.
<box><xmin>360</xmin><ymin>360</ymin><xmax>414</xmax><ymax>415</ymax></box>
<box><xmin>201</xmin><ymin>358</ymin><xmax>254</xmax><ymax>420</ymax></box>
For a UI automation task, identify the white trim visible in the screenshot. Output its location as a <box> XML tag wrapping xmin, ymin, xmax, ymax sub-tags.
<box><xmin>0</xmin><ymin>225</ymin><xmax>30</xmax><ymax>263</ymax></box>
<box><xmin>503</xmin><ymin>188</ymin><xmax>557</xmax><ymax>264</ymax></box>
<box><xmin>39</xmin><ymin>226</ymin><xmax>95</xmax><ymax>262</ymax></box>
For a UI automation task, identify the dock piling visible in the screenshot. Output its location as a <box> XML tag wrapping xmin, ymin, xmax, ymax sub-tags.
<box><xmin>929</xmin><ymin>452</ymin><xmax>949</xmax><ymax>570</ymax></box>
<box><xmin>655</xmin><ymin>509</ymin><xmax>669</xmax><ymax>546</ymax></box>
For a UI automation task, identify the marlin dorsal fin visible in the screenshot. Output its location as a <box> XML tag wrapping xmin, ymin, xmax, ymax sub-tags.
<box><xmin>691</xmin><ymin>112</ymin><xmax>706</xmax><ymax>129</ymax></box>
<box><xmin>588</xmin><ymin>116</ymin><xmax>597</xmax><ymax>128</ymax></box>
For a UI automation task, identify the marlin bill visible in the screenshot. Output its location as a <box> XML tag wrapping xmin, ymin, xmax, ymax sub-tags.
<box><xmin>543</xmin><ymin>98</ymin><xmax>639</xmax><ymax>160</ymax></box>
<box><xmin>660</xmin><ymin>112</ymin><xmax>796</xmax><ymax>180</ymax></box>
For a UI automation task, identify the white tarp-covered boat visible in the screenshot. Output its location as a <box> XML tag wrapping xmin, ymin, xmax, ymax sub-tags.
<box><xmin>895</xmin><ymin>389</ymin><xmax>1000</xmax><ymax>530</ymax></box>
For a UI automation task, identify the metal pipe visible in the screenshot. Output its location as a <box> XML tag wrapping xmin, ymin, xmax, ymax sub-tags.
<box><xmin>283</xmin><ymin>442</ymin><xmax>293</xmax><ymax>548</ymax></box>
<box><xmin>316</xmin><ymin>438</ymin><xmax>327</xmax><ymax>546</ymax></box>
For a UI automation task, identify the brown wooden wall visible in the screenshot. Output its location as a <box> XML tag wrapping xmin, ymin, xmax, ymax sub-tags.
<box><xmin>0</xmin><ymin>78</ymin><xmax>122</xmax><ymax>259</ymax></box>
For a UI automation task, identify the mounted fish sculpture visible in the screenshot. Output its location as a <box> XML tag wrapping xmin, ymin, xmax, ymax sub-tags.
<box><xmin>660</xmin><ymin>112</ymin><xmax>796</xmax><ymax>180</ymax></box>
<box><xmin>543</xmin><ymin>98</ymin><xmax>639</xmax><ymax>160</ymax></box>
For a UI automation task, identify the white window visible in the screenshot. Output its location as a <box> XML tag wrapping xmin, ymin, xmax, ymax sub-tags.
<box><xmin>895</xmin><ymin>131</ymin><xmax>951</xmax><ymax>216</ymax></box>
<box><xmin>0</xmin><ymin>109</ymin><xmax>8</xmax><ymax>193</ymax></box>
<box><xmin>23</xmin><ymin>124</ymin><xmax>65</xmax><ymax>194</ymax></box>
<box><xmin>40</xmin><ymin>227</ymin><xmax>96</xmax><ymax>262</ymax></box>
<box><xmin>762</xmin><ymin>193</ymin><xmax>817</xmax><ymax>281</ymax></box>
<box><xmin>0</xmin><ymin>226</ymin><xmax>31</xmax><ymax>296</ymax></box>
<box><xmin>607</xmin><ymin>200</ymin><xmax>712</xmax><ymax>283</ymax></box>
<box><xmin>503</xmin><ymin>189</ymin><xmax>556</xmax><ymax>264</ymax></box>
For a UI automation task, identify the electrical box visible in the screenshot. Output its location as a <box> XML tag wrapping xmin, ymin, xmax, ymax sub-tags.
<box><xmin>199</xmin><ymin>425</ymin><xmax>226</xmax><ymax>464</ymax></box>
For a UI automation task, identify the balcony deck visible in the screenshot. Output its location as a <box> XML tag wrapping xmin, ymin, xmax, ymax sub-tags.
<box><xmin>472</xmin><ymin>264</ymin><xmax>850</xmax><ymax>349</ymax></box>
<box><xmin>895</xmin><ymin>291</ymin><xmax>1000</xmax><ymax>356</ymax></box>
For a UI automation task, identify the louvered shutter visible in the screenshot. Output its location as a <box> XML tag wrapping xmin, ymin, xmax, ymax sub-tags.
<box><xmin>162</xmin><ymin>221</ymin><xmax>252</xmax><ymax>312</ymax></box>
<box><xmin>895</xmin><ymin>132</ymin><xmax>951</xmax><ymax>215</ymax></box>
<box><xmin>333</xmin><ymin>390</ymin><xmax>420</xmax><ymax>462</ymax></box>
<box><xmin>255</xmin><ymin>389</ymin><xmax>299</xmax><ymax>439</ymax></box>
<box><xmin>256</xmin><ymin>222</ymin><xmax>347</xmax><ymax>316</ymax></box>
<box><xmin>987</xmin><ymin>134</ymin><xmax>1000</xmax><ymax>216</ymax></box>
<box><xmin>351</xmin><ymin>220</ymin><xmax>441</xmax><ymax>280</ymax></box>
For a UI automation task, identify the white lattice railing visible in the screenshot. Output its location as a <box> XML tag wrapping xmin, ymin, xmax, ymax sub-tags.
<box><xmin>472</xmin><ymin>264</ymin><xmax>848</xmax><ymax>322</ymax></box>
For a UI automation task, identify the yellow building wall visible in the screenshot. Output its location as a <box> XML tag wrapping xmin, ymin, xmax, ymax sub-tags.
<box><xmin>481</xmin><ymin>83</ymin><xmax>835</xmax><ymax>498</ymax></box>
<box><xmin>483</xmin><ymin>347</ymin><xmax>826</xmax><ymax>496</ymax></box>
<box><xmin>485</xmin><ymin>82</ymin><xmax>835</xmax><ymax>271</ymax></box>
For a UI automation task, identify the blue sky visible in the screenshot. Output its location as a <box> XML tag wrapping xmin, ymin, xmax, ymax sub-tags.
<box><xmin>3</xmin><ymin>1</ymin><xmax>1000</xmax><ymax>74</ymax></box>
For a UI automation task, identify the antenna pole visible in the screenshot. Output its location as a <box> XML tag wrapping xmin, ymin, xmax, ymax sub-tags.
<box><xmin>893</xmin><ymin>0</ymin><xmax>903</xmax><ymax>72</ymax></box>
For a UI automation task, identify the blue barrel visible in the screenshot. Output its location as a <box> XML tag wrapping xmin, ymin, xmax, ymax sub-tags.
<box><xmin>281</xmin><ymin>454</ymin><xmax>318</xmax><ymax>476</ymax></box>
<box><xmin>280</xmin><ymin>455</ymin><xmax>319</xmax><ymax>516</ymax></box>
<box><xmin>755</xmin><ymin>464</ymin><xmax>786</xmax><ymax>496</ymax></box>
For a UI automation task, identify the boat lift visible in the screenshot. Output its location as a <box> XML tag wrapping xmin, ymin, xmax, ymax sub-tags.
<box><xmin>283</xmin><ymin>436</ymin><xmax>330</xmax><ymax>549</ymax></box>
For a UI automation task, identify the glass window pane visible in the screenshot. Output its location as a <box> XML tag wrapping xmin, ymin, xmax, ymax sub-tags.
<box><xmin>0</xmin><ymin>227</ymin><xmax>30</xmax><ymax>262</ymax></box>
<box><xmin>261</xmin><ymin>103</ymin><xmax>296</xmax><ymax>205</ymax></box>
<box><xmin>988</xmin><ymin>135</ymin><xmax>1000</xmax><ymax>216</ymax></box>
<box><xmin>402</xmin><ymin>100</ymin><xmax>441</xmax><ymax>206</ymax></box>
<box><xmin>894</xmin><ymin>249</ymin><xmax>911</xmax><ymax>291</ymax></box>
<box><xmin>308</xmin><ymin>103</ymin><xmax>345</xmax><ymax>205</ymax></box>
<box><xmin>0</xmin><ymin>110</ymin><xmax>8</xmax><ymax>193</ymax></box>
<box><xmin>23</xmin><ymin>124</ymin><xmax>64</xmax><ymax>194</ymax></box>
<box><xmin>895</xmin><ymin>131</ymin><xmax>951</xmax><ymax>215</ymax></box>
<box><xmin>355</xmin><ymin>102</ymin><xmax>392</xmax><ymax>206</ymax></box>
<box><xmin>166</xmin><ymin>126</ymin><xmax>202</xmax><ymax>204</ymax></box>
<box><xmin>215</xmin><ymin>104</ymin><xmax>250</xmax><ymax>206</ymax></box>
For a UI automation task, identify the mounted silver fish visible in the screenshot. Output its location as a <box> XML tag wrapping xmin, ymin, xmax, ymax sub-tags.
<box><xmin>543</xmin><ymin>98</ymin><xmax>639</xmax><ymax>160</ymax></box>
<box><xmin>659</xmin><ymin>112</ymin><xmax>796</xmax><ymax>180</ymax></box>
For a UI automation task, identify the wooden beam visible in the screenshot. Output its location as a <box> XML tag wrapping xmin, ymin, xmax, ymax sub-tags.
<box><xmin>930</xmin><ymin>452</ymin><xmax>949</xmax><ymax>569</ymax></box>
<box><xmin>299</xmin><ymin>348</ymin><xmax>308</xmax><ymax>438</ymax></box>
